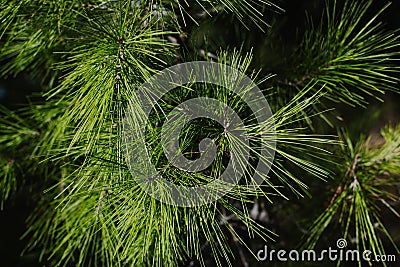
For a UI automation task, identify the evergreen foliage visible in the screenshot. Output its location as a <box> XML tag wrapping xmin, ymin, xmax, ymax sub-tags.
<box><xmin>0</xmin><ymin>0</ymin><xmax>399</xmax><ymax>266</ymax></box>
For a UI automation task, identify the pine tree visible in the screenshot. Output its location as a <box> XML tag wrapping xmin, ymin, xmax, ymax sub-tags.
<box><xmin>0</xmin><ymin>0</ymin><xmax>399</xmax><ymax>266</ymax></box>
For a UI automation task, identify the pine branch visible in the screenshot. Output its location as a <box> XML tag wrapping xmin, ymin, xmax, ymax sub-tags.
<box><xmin>303</xmin><ymin>125</ymin><xmax>400</xmax><ymax>266</ymax></box>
